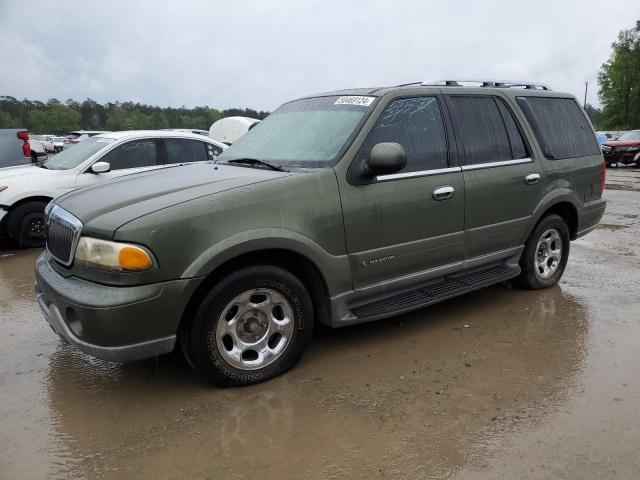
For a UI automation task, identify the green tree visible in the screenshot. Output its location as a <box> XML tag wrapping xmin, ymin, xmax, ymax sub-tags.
<box><xmin>28</xmin><ymin>104</ymin><xmax>81</xmax><ymax>134</ymax></box>
<box><xmin>0</xmin><ymin>110</ymin><xmax>21</xmax><ymax>128</ymax></box>
<box><xmin>598</xmin><ymin>21</ymin><xmax>640</xmax><ymax>129</ymax></box>
<box><xmin>584</xmin><ymin>104</ymin><xmax>604</xmax><ymax>129</ymax></box>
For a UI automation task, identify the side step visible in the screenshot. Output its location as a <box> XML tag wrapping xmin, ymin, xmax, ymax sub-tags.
<box><xmin>351</xmin><ymin>265</ymin><xmax>520</xmax><ymax>320</ymax></box>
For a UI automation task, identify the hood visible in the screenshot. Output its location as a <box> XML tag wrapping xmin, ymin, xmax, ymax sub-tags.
<box><xmin>603</xmin><ymin>140</ymin><xmax>640</xmax><ymax>147</ymax></box>
<box><xmin>0</xmin><ymin>164</ymin><xmax>56</xmax><ymax>181</ymax></box>
<box><xmin>55</xmin><ymin>163</ymin><xmax>289</xmax><ymax>230</ymax></box>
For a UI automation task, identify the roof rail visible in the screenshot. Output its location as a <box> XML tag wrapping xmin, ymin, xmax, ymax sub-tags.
<box><xmin>422</xmin><ymin>79</ymin><xmax>552</xmax><ymax>90</ymax></box>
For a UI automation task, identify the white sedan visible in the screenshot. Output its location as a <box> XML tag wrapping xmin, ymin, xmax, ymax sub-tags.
<box><xmin>0</xmin><ymin>130</ymin><xmax>226</xmax><ymax>247</ymax></box>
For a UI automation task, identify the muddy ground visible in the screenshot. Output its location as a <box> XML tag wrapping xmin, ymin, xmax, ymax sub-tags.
<box><xmin>1</xmin><ymin>168</ymin><xmax>639</xmax><ymax>480</ymax></box>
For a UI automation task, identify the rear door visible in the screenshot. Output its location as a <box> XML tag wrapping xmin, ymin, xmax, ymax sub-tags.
<box><xmin>75</xmin><ymin>138</ymin><xmax>162</xmax><ymax>187</ymax></box>
<box><xmin>161</xmin><ymin>137</ymin><xmax>218</xmax><ymax>164</ymax></box>
<box><xmin>339</xmin><ymin>95</ymin><xmax>465</xmax><ymax>289</ymax></box>
<box><xmin>444</xmin><ymin>94</ymin><xmax>544</xmax><ymax>260</ymax></box>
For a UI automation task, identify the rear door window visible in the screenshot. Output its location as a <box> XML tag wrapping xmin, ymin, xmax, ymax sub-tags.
<box><xmin>100</xmin><ymin>139</ymin><xmax>159</xmax><ymax>170</ymax></box>
<box><xmin>361</xmin><ymin>96</ymin><xmax>448</xmax><ymax>173</ymax></box>
<box><xmin>448</xmin><ymin>96</ymin><xmax>516</xmax><ymax>165</ymax></box>
<box><xmin>164</xmin><ymin>138</ymin><xmax>209</xmax><ymax>164</ymax></box>
<box><xmin>516</xmin><ymin>97</ymin><xmax>600</xmax><ymax>159</ymax></box>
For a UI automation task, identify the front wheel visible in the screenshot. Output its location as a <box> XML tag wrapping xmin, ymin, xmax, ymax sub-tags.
<box><xmin>517</xmin><ymin>214</ymin><xmax>570</xmax><ymax>290</ymax></box>
<box><xmin>183</xmin><ymin>265</ymin><xmax>314</xmax><ymax>387</ymax></box>
<box><xmin>7</xmin><ymin>201</ymin><xmax>48</xmax><ymax>248</ymax></box>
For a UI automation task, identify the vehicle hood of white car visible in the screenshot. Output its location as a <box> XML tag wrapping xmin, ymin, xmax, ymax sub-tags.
<box><xmin>0</xmin><ymin>165</ymin><xmax>75</xmax><ymax>203</ymax></box>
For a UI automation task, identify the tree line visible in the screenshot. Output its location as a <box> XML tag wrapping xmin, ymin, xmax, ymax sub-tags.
<box><xmin>592</xmin><ymin>21</ymin><xmax>640</xmax><ymax>130</ymax></box>
<box><xmin>0</xmin><ymin>96</ymin><xmax>269</xmax><ymax>135</ymax></box>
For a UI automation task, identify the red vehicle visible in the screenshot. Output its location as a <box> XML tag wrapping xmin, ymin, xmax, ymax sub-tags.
<box><xmin>601</xmin><ymin>130</ymin><xmax>640</xmax><ymax>167</ymax></box>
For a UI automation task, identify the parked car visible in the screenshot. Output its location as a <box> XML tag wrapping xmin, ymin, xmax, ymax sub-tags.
<box><xmin>209</xmin><ymin>116</ymin><xmax>260</xmax><ymax>145</ymax></box>
<box><xmin>0</xmin><ymin>129</ymin><xmax>34</xmax><ymax>169</ymax></box>
<box><xmin>32</xmin><ymin>135</ymin><xmax>56</xmax><ymax>153</ymax></box>
<box><xmin>52</xmin><ymin>136</ymin><xmax>65</xmax><ymax>153</ymax></box>
<box><xmin>28</xmin><ymin>137</ymin><xmax>48</xmax><ymax>162</ymax></box>
<box><xmin>35</xmin><ymin>81</ymin><xmax>605</xmax><ymax>387</ymax></box>
<box><xmin>0</xmin><ymin>130</ymin><xmax>226</xmax><ymax>247</ymax></box>
<box><xmin>601</xmin><ymin>130</ymin><xmax>640</xmax><ymax>167</ymax></box>
<box><xmin>64</xmin><ymin>131</ymin><xmax>108</xmax><ymax>149</ymax></box>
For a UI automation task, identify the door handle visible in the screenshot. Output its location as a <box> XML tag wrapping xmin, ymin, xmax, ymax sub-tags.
<box><xmin>525</xmin><ymin>173</ymin><xmax>541</xmax><ymax>185</ymax></box>
<box><xmin>432</xmin><ymin>185</ymin><xmax>454</xmax><ymax>200</ymax></box>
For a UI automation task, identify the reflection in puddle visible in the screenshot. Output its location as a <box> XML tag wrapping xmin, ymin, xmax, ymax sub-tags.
<box><xmin>39</xmin><ymin>284</ymin><xmax>588</xmax><ymax>479</ymax></box>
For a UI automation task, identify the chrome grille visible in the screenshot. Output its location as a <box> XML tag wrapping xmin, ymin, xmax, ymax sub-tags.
<box><xmin>46</xmin><ymin>206</ymin><xmax>83</xmax><ymax>266</ymax></box>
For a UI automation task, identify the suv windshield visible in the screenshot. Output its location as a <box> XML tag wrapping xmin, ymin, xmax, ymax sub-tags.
<box><xmin>44</xmin><ymin>136</ymin><xmax>113</xmax><ymax>170</ymax></box>
<box><xmin>616</xmin><ymin>131</ymin><xmax>640</xmax><ymax>141</ymax></box>
<box><xmin>217</xmin><ymin>95</ymin><xmax>375</xmax><ymax>169</ymax></box>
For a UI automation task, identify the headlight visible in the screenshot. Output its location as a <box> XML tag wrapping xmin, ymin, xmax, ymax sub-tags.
<box><xmin>601</xmin><ymin>145</ymin><xmax>611</xmax><ymax>151</ymax></box>
<box><xmin>74</xmin><ymin>237</ymin><xmax>156</xmax><ymax>271</ymax></box>
<box><xmin>0</xmin><ymin>186</ymin><xmax>7</xmax><ymax>193</ymax></box>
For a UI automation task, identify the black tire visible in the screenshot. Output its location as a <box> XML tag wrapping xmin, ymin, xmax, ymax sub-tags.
<box><xmin>517</xmin><ymin>214</ymin><xmax>570</xmax><ymax>290</ymax></box>
<box><xmin>183</xmin><ymin>265</ymin><xmax>314</xmax><ymax>387</ymax></box>
<box><xmin>7</xmin><ymin>201</ymin><xmax>48</xmax><ymax>248</ymax></box>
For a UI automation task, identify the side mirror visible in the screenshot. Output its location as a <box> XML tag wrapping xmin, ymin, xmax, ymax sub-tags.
<box><xmin>366</xmin><ymin>142</ymin><xmax>407</xmax><ymax>176</ymax></box>
<box><xmin>90</xmin><ymin>162</ymin><xmax>111</xmax><ymax>174</ymax></box>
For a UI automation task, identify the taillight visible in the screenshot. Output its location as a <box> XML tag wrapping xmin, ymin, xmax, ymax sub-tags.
<box><xmin>601</xmin><ymin>160</ymin><xmax>606</xmax><ymax>195</ymax></box>
<box><xmin>17</xmin><ymin>131</ymin><xmax>31</xmax><ymax>157</ymax></box>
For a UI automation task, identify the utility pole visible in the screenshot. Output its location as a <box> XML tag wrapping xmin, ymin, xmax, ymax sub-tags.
<box><xmin>584</xmin><ymin>81</ymin><xmax>588</xmax><ymax>108</ymax></box>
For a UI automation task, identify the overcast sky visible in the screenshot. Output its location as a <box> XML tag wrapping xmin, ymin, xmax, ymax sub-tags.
<box><xmin>1</xmin><ymin>0</ymin><xmax>638</xmax><ymax>111</ymax></box>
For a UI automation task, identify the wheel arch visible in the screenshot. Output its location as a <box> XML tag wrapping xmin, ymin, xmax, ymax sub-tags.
<box><xmin>179</xmin><ymin>247</ymin><xmax>336</xmax><ymax>338</ymax></box>
<box><xmin>527</xmin><ymin>190</ymin><xmax>580</xmax><ymax>241</ymax></box>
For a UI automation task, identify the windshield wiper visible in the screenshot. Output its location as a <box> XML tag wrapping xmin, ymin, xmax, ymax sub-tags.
<box><xmin>220</xmin><ymin>158</ymin><xmax>289</xmax><ymax>172</ymax></box>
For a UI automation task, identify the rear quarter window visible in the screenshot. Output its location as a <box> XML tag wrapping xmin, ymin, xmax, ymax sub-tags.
<box><xmin>516</xmin><ymin>97</ymin><xmax>600</xmax><ymax>160</ymax></box>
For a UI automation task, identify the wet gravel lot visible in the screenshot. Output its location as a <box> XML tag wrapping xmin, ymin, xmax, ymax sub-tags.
<box><xmin>1</xmin><ymin>168</ymin><xmax>639</xmax><ymax>479</ymax></box>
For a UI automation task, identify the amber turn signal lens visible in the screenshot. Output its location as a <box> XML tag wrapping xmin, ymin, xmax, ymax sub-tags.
<box><xmin>119</xmin><ymin>247</ymin><xmax>153</xmax><ymax>271</ymax></box>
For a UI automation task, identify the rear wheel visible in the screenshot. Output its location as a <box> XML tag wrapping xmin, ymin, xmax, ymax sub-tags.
<box><xmin>7</xmin><ymin>201</ymin><xmax>48</xmax><ymax>248</ymax></box>
<box><xmin>517</xmin><ymin>214</ymin><xmax>570</xmax><ymax>290</ymax></box>
<box><xmin>183</xmin><ymin>265</ymin><xmax>314</xmax><ymax>387</ymax></box>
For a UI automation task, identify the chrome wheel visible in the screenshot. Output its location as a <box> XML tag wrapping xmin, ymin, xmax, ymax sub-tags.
<box><xmin>215</xmin><ymin>288</ymin><xmax>295</xmax><ymax>370</ymax></box>
<box><xmin>535</xmin><ymin>228</ymin><xmax>563</xmax><ymax>280</ymax></box>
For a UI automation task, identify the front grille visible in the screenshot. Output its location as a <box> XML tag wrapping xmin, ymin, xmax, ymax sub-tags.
<box><xmin>46</xmin><ymin>206</ymin><xmax>82</xmax><ymax>266</ymax></box>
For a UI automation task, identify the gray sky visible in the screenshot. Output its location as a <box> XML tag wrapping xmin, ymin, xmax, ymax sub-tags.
<box><xmin>1</xmin><ymin>0</ymin><xmax>638</xmax><ymax>111</ymax></box>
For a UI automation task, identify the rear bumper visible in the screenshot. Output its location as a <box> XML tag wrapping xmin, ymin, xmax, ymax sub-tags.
<box><xmin>35</xmin><ymin>253</ymin><xmax>203</xmax><ymax>363</ymax></box>
<box><xmin>576</xmin><ymin>198</ymin><xmax>606</xmax><ymax>239</ymax></box>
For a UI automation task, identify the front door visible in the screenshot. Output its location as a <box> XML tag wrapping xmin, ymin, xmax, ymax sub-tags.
<box><xmin>339</xmin><ymin>95</ymin><xmax>465</xmax><ymax>289</ymax></box>
<box><xmin>75</xmin><ymin>138</ymin><xmax>162</xmax><ymax>188</ymax></box>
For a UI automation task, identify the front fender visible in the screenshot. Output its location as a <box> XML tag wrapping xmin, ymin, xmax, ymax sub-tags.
<box><xmin>182</xmin><ymin>228</ymin><xmax>351</xmax><ymax>297</ymax></box>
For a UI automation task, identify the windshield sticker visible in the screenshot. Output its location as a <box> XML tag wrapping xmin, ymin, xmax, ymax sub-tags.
<box><xmin>95</xmin><ymin>138</ymin><xmax>114</xmax><ymax>143</ymax></box>
<box><xmin>334</xmin><ymin>96</ymin><xmax>375</xmax><ymax>107</ymax></box>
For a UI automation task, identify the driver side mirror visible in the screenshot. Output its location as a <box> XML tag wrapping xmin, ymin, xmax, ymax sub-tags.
<box><xmin>90</xmin><ymin>162</ymin><xmax>111</xmax><ymax>174</ymax></box>
<box><xmin>365</xmin><ymin>142</ymin><xmax>407</xmax><ymax>176</ymax></box>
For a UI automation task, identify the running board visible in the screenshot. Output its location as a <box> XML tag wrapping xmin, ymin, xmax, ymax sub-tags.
<box><xmin>351</xmin><ymin>265</ymin><xmax>520</xmax><ymax>320</ymax></box>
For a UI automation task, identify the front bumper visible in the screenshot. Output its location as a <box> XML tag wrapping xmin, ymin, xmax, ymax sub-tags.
<box><xmin>603</xmin><ymin>150</ymin><xmax>640</xmax><ymax>164</ymax></box>
<box><xmin>0</xmin><ymin>207</ymin><xmax>8</xmax><ymax>238</ymax></box>
<box><xmin>35</xmin><ymin>253</ymin><xmax>203</xmax><ymax>363</ymax></box>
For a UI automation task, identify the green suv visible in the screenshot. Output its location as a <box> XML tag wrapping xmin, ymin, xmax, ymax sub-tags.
<box><xmin>35</xmin><ymin>81</ymin><xmax>606</xmax><ymax>386</ymax></box>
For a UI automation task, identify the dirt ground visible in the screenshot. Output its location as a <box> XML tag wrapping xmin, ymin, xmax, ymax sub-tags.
<box><xmin>1</xmin><ymin>168</ymin><xmax>639</xmax><ymax>480</ymax></box>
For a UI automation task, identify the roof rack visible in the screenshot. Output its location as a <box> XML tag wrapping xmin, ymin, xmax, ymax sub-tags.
<box><xmin>422</xmin><ymin>79</ymin><xmax>552</xmax><ymax>90</ymax></box>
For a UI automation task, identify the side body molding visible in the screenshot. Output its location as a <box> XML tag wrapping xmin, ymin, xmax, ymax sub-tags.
<box><xmin>182</xmin><ymin>228</ymin><xmax>352</xmax><ymax>297</ymax></box>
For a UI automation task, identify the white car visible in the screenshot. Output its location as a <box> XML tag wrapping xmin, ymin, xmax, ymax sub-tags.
<box><xmin>32</xmin><ymin>135</ymin><xmax>56</xmax><ymax>153</ymax></box>
<box><xmin>0</xmin><ymin>130</ymin><xmax>227</xmax><ymax>247</ymax></box>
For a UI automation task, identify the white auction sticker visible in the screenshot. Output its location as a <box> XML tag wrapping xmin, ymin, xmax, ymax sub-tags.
<box><xmin>334</xmin><ymin>96</ymin><xmax>375</xmax><ymax>107</ymax></box>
